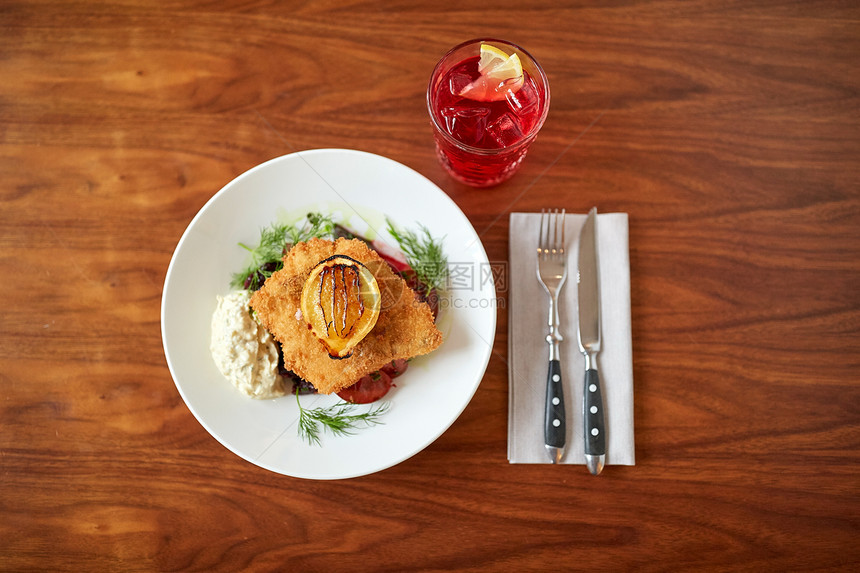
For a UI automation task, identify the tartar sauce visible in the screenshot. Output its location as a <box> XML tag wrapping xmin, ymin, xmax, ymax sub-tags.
<box><xmin>210</xmin><ymin>290</ymin><xmax>285</xmax><ymax>399</ymax></box>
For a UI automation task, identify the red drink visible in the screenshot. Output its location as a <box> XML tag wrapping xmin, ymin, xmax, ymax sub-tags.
<box><xmin>428</xmin><ymin>40</ymin><xmax>550</xmax><ymax>187</ymax></box>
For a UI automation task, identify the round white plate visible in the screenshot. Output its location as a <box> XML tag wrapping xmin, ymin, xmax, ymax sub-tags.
<box><xmin>161</xmin><ymin>149</ymin><xmax>496</xmax><ymax>479</ymax></box>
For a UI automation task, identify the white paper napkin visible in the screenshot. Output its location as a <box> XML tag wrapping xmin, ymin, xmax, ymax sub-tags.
<box><xmin>508</xmin><ymin>212</ymin><xmax>635</xmax><ymax>465</ymax></box>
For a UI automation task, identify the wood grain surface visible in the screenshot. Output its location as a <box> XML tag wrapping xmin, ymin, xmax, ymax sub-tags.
<box><xmin>2</xmin><ymin>1</ymin><xmax>858</xmax><ymax>571</ymax></box>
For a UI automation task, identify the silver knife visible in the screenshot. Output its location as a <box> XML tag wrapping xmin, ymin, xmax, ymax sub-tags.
<box><xmin>577</xmin><ymin>207</ymin><xmax>606</xmax><ymax>475</ymax></box>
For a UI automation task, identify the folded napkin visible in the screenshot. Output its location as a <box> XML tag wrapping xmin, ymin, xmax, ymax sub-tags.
<box><xmin>508</xmin><ymin>212</ymin><xmax>635</xmax><ymax>465</ymax></box>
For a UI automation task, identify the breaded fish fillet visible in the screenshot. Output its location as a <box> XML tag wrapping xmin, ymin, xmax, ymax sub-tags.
<box><xmin>250</xmin><ymin>237</ymin><xmax>443</xmax><ymax>395</ymax></box>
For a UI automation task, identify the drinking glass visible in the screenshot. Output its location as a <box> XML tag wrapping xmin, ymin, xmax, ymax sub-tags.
<box><xmin>427</xmin><ymin>39</ymin><xmax>550</xmax><ymax>187</ymax></box>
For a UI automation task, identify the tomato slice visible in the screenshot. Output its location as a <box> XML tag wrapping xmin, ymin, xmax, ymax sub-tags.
<box><xmin>336</xmin><ymin>371</ymin><xmax>393</xmax><ymax>404</ymax></box>
<box><xmin>380</xmin><ymin>358</ymin><xmax>409</xmax><ymax>378</ymax></box>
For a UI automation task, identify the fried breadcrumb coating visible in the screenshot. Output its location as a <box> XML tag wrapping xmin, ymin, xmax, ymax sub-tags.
<box><xmin>250</xmin><ymin>238</ymin><xmax>442</xmax><ymax>394</ymax></box>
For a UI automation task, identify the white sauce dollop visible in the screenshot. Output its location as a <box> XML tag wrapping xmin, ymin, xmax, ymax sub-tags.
<box><xmin>209</xmin><ymin>290</ymin><xmax>285</xmax><ymax>399</ymax></box>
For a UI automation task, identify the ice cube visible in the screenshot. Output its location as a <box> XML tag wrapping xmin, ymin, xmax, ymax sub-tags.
<box><xmin>440</xmin><ymin>106</ymin><xmax>459</xmax><ymax>133</ymax></box>
<box><xmin>487</xmin><ymin>112</ymin><xmax>525</xmax><ymax>148</ymax></box>
<box><xmin>441</xmin><ymin>105</ymin><xmax>490</xmax><ymax>143</ymax></box>
<box><xmin>448</xmin><ymin>72</ymin><xmax>473</xmax><ymax>97</ymax></box>
<box><xmin>505</xmin><ymin>78</ymin><xmax>539</xmax><ymax>117</ymax></box>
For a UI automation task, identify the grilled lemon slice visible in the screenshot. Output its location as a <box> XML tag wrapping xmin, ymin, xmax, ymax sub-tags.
<box><xmin>300</xmin><ymin>255</ymin><xmax>381</xmax><ymax>358</ymax></box>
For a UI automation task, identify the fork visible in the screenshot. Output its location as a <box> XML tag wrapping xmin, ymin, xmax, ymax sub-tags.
<box><xmin>536</xmin><ymin>208</ymin><xmax>568</xmax><ymax>464</ymax></box>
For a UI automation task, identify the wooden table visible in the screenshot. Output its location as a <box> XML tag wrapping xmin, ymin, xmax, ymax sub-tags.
<box><xmin>2</xmin><ymin>1</ymin><xmax>858</xmax><ymax>570</ymax></box>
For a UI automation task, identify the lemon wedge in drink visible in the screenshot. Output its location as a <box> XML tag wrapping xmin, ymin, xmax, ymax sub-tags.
<box><xmin>301</xmin><ymin>255</ymin><xmax>381</xmax><ymax>359</ymax></box>
<box><xmin>459</xmin><ymin>43</ymin><xmax>525</xmax><ymax>102</ymax></box>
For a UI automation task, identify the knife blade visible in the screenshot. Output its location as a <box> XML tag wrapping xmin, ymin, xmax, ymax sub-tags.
<box><xmin>577</xmin><ymin>207</ymin><xmax>606</xmax><ymax>475</ymax></box>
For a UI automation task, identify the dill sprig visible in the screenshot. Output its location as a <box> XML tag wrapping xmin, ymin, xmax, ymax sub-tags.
<box><xmin>230</xmin><ymin>213</ymin><xmax>337</xmax><ymax>290</ymax></box>
<box><xmin>296</xmin><ymin>393</ymin><xmax>391</xmax><ymax>446</ymax></box>
<box><xmin>287</xmin><ymin>212</ymin><xmax>337</xmax><ymax>245</ymax></box>
<box><xmin>229</xmin><ymin>223</ymin><xmax>290</xmax><ymax>290</ymax></box>
<box><xmin>385</xmin><ymin>219</ymin><xmax>448</xmax><ymax>292</ymax></box>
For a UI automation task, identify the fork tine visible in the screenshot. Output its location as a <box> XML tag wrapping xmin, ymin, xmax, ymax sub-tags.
<box><xmin>537</xmin><ymin>209</ymin><xmax>542</xmax><ymax>255</ymax></box>
<box><xmin>549</xmin><ymin>209</ymin><xmax>559</xmax><ymax>257</ymax></box>
<box><xmin>538</xmin><ymin>208</ymin><xmax>547</xmax><ymax>258</ymax></box>
<box><xmin>557</xmin><ymin>208</ymin><xmax>566</xmax><ymax>257</ymax></box>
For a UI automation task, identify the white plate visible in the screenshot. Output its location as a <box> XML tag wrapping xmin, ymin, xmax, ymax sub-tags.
<box><xmin>161</xmin><ymin>149</ymin><xmax>496</xmax><ymax>479</ymax></box>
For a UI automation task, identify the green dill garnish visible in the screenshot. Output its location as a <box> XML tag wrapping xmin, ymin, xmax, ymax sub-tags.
<box><xmin>287</xmin><ymin>212</ymin><xmax>337</xmax><ymax>245</ymax></box>
<box><xmin>230</xmin><ymin>212</ymin><xmax>337</xmax><ymax>290</ymax></box>
<box><xmin>230</xmin><ymin>223</ymin><xmax>289</xmax><ymax>290</ymax></box>
<box><xmin>296</xmin><ymin>393</ymin><xmax>390</xmax><ymax>446</ymax></box>
<box><xmin>385</xmin><ymin>219</ymin><xmax>448</xmax><ymax>292</ymax></box>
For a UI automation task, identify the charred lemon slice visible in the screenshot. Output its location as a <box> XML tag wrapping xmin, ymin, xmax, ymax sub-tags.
<box><xmin>300</xmin><ymin>255</ymin><xmax>381</xmax><ymax>358</ymax></box>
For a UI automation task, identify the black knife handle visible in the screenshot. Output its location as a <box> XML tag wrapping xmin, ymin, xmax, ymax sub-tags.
<box><xmin>544</xmin><ymin>359</ymin><xmax>566</xmax><ymax>448</ymax></box>
<box><xmin>583</xmin><ymin>368</ymin><xmax>606</xmax><ymax>456</ymax></box>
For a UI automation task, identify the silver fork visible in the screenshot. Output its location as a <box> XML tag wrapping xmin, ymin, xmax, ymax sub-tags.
<box><xmin>536</xmin><ymin>208</ymin><xmax>568</xmax><ymax>464</ymax></box>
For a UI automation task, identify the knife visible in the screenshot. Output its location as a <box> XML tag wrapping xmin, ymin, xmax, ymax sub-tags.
<box><xmin>577</xmin><ymin>207</ymin><xmax>606</xmax><ymax>475</ymax></box>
